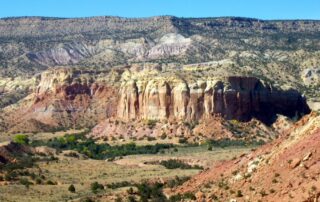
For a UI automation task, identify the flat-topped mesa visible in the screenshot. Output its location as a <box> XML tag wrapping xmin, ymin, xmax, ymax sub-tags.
<box><xmin>117</xmin><ymin>76</ymin><xmax>310</xmax><ymax>124</ymax></box>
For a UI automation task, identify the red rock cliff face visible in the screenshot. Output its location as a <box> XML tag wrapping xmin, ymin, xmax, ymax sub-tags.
<box><xmin>2</xmin><ymin>68</ymin><xmax>118</xmax><ymax>132</ymax></box>
<box><xmin>1</xmin><ymin>68</ymin><xmax>310</xmax><ymax>133</ymax></box>
<box><xmin>117</xmin><ymin>76</ymin><xmax>310</xmax><ymax>124</ymax></box>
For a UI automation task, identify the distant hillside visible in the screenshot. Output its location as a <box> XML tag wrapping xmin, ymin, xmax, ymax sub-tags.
<box><xmin>0</xmin><ymin>16</ymin><xmax>319</xmax><ymax>75</ymax></box>
<box><xmin>0</xmin><ymin>16</ymin><xmax>319</xmax><ymax>111</ymax></box>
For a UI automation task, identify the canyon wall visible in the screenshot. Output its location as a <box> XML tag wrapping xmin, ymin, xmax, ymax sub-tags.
<box><xmin>117</xmin><ymin>76</ymin><xmax>310</xmax><ymax>124</ymax></box>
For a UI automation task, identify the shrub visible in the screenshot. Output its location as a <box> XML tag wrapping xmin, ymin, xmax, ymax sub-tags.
<box><xmin>19</xmin><ymin>178</ymin><xmax>32</xmax><ymax>188</ymax></box>
<box><xmin>1</xmin><ymin>156</ymin><xmax>34</xmax><ymax>172</ymax></box>
<box><xmin>236</xmin><ymin>190</ymin><xmax>243</xmax><ymax>197</ymax></box>
<box><xmin>4</xmin><ymin>171</ymin><xmax>17</xmax><ymax>181</ymax></box>
<box><xmin>169</xmin><ymin>192</ymin><xmax>196</xmax><ymax>201</ymax></box>
<box><xmin>91</xmin><ymin>182</ymin><xmax>104</xmax><ymax>193</ymax></box>
<box><xmin>107</xmin><ymin>181</ymin><xmax>133</xmax><ymax>189</ymax></box>
<box><xmin>136</xmin><ymin>182</ymin><xmax>166</xmax><ymax>202</ymax></box>
<box><xmin>146</xmin><ymin>120</ymin><xmax>157</xmax><ymax>129</ymax></box>
<box><xmin>13</xmin><ymin>134</ymin><xmax>29</xmax><ymax>145</ymax></box>
<box><xmin>127</xmin><ymin>187</ymin><xmax>134</xmax><ymax>194</ymax></box>
<box><xmin>260</xmin><ymin>189</ymin><xmax>267</xmax><ymax>197</ymax></box>
<box><xmin>208</xmin><ymin>138</ymin><xmax>265</xmax><ymax>148</ymax></box>
<box><xmin>82</xmin><ymin>198</ymin><xmax>94</xmax><ymax>202</ymax></box>
<box><xmin>178</xmin><ymin>138</ymin><xmax>187</xmax><ymax>144</ymax></box>
<box><xmin>35</xmin><ymin>178</ymin><xmax>42</xmax><ymax>184</ymax></box>
<box><xmin>183</xmin><ymin>121</ymin><xmax>199</xmax><ymax>130</ymax></box>
<box><xmin>160</xmin><ymin>133</ymin><xmax>167</xmax><ymax>140</ymax></box>
<box><xmin>147</xmin><ymin>136</ymin><xmax>156</xmax><ymax>141</ymax></box>
<box><xmin>115</xmin><ymin>196</ymin><xmax>122</xmax><ymax>202</ymax></box>
<box><xmin>68</xmin><ymin>184</ymin><xmax>76</xmax><ymax>193</ymax></box>
<box><xmin>160</xmin><ymin>159</ymin><xmax>203</xmax><ymax>170</ymax></box>
<box><xmin>46</xmin><ymin>180</ymin><xmax>56</xmax><ymax>185</ymax></box>
<box><xmin>127</xmin><ymin>195</ymin><xmax>137</xmax><ymax>202</ymax></box>
<box><xmin>166</xmin><ymin>176</ymin><xmax>190</xmax><ymax>188</ymax></box>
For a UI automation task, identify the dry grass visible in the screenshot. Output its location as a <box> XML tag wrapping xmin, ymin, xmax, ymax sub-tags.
<box><xmin>0</xmin><ymin>141</ymin><xmax>253</xmax><ymax>201</ymax></box>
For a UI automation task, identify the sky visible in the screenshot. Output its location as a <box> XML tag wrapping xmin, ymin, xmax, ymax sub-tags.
<box><xmin>1</xmin><ymin>0</ymin><xmax>320</xmax><ymax>20</ymax></box>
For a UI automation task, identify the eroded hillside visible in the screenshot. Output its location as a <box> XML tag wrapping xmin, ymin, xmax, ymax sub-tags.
<box><xmin>173</xmin><ymin>112</ymin><xmax>320</xmax><ymax>201</ymax></box>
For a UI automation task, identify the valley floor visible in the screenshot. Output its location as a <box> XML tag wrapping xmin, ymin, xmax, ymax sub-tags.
<box><xmin>0</xmin><ymin>130</ymin><xmax>254</xmax><ymax>202</ymax></box>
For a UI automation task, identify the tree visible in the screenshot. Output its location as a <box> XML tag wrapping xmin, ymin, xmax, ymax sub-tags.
<box><xmin>68</xmin><ymin>184</ymin><xmax>76</xmax><ymax>193</ymax></box>
<box><xmin>13</xmin><ymin>134</ymin><xmax>29</xmax><ymax>145</ymax></box>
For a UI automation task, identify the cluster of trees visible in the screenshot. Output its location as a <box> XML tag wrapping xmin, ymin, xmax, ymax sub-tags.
<box><xmin>31</xmin><ymin>132</ymin><xmax>173</xmax><ymax>160</ymax></box>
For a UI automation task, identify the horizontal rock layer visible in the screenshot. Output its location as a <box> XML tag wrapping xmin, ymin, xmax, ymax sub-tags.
<box><xmin>117</xmin><ymin>76</ymin><xmax>310</xmax><ymax>124</ymax></box>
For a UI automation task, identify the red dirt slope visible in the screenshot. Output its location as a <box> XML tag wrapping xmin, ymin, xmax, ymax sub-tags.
<box><xmin>173</xmin><ymin>112</ymin><xmax>320</xmax><ymax>202</ymax></box>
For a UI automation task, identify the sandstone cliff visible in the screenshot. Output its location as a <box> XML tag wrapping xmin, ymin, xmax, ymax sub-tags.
<box><xmin>1</xmin><ymin>68</ymin><xmax>119</xmax><ymax>133</ymax></box>
<box><xmin>117</xmin><ymin>76</ymin><xmax>310</xmax><ymax>124</ymax></box>
<box><xmin>0</xmin><ymin>67</ymin><xmax>310</xmax><ymax>133</ymax></box>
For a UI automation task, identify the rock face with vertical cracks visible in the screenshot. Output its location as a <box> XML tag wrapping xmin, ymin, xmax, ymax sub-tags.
<box><xmin>117</xmin><ymin>76</ymin><xmax>310</xmax><ymax>124</ymax></box>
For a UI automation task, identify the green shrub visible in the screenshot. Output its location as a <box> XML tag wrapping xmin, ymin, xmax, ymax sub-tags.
<box><xmin>183</xmin><ymin>121</ymin><xmax>199</xmax><ymax>130</ymax></box>
<box><xmin>1</xmin><ymin>156</ymin><xmax>34</xmax><ymax>172</ymax></box>
<box><xmin>166</xmin><ymin>176</ymin><xmax>190</xmax><ymax>188</ymax></box>
<box><xmin>208</xmin><ymin>138</ymin><xmax>265</xmax><ymax>148</ymax></box>
<box><xmin>91</xmin><ymin>182</ymin><xmax>104</xmax><ymax>193</ymax></box>
<box><xmin>236</xmin><ymin>190</ymin><xmax>243</xmax><ymax>197</ymax></box>
<box><xmin>160</xmin><ymin>159</ymin><xmax>203</xmax><ymax>170</ymax></box>
<box><xmin>127</xmin><ymin>195</ymin><xmax>137</xmax><ymax>202</ymax></box>
<box><xmin>178</xmin><ymin>138</ymin><xmax>187</xmax><ymax>144</ymax></box>
<box><xmin>147</xmin><ymin>136</ymin><xmax>156</xmax><ymax>141</ymax></box>
<box><xmin>107</xmin><ymin>181</ymin><xmax>133</xmax><ymax>189</ymax></box>
<box><xmin>35</xmin><ymin>178</ymin><xmax>42</xmax><ymax>184</ymax></box>
<box><xmin>136</xmin><ymin>182</ymin><xmax>166</xmax><ymax>202</ymax></box>
<box><xmin>68</xmin><ymin>184</ymin><xmax>76</xmax><ymax>193</ymax></box>
<box><xmin>146</xmin><ymin>120</ymin><xmax>157</xmax><ymax>129</ymax></box>
<box><xmin>19</xmin><ymin>178</ymin><xmax>32</xmax><ymax>188</ymax></box>
<box><xmin>13</xmin><ymin>134</ymin><xmax>29</xmax><ymax>145</ymax></box>
<box><xmin>46</xmin><ymin>180</ymin><xmax>56</xmax><ymax>185</ymax></box>
<box><xmin>160</xmin><ymin>133</ymin><xmax>167</xmax><ymax>140</ymax></box>
<box><xmin>169</xmin><ymin>192</ymin><xmax>196</xmax><ymax>201</ymax></box>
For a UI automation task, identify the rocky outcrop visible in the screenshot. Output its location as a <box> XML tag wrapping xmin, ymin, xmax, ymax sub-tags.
<box><xmin>1</xmin><ymin>68</ymin><xmax>119</xmax><ymax>133</ymax></box>
<box><xmin>117</xmin><ymin>76</ymin><xmax>310</xmax><ymax>124</ymax></box>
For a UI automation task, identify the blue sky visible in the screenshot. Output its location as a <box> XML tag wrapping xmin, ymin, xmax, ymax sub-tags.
<box><xmin>1</xmin><ymin>0</ymin><xmax>320</xmax><ymax>20</ymax></box>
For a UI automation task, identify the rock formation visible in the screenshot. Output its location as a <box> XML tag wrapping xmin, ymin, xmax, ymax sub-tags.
<box><xmin>0</xmin><ymin>67</ymin><xmax>311</xmax><ymax>133</ymax></box>
<box><xmin>117</xmin><ymin>76</ymin><xmax>310</xmax><ymax>124</ymax></box>
<box><xmin>1</xmin><ymin>68</ymin><xmax>119</xmax><ymax>133</ymax></box>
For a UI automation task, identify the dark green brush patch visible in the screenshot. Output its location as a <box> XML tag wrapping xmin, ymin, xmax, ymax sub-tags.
<box><xmin>31</xmin><ymin>131</ymin><xmax>174</xmax><ymax>160</ymax></box>
<box><xmin>208</xmin><ymin>138</ymin><xmax>265</xmax><ymax>148</ymax></box>
<box><xmin>159</xmin><ymin>159</ymin><xmax>203</xmax><ymax>170</ymax></box>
